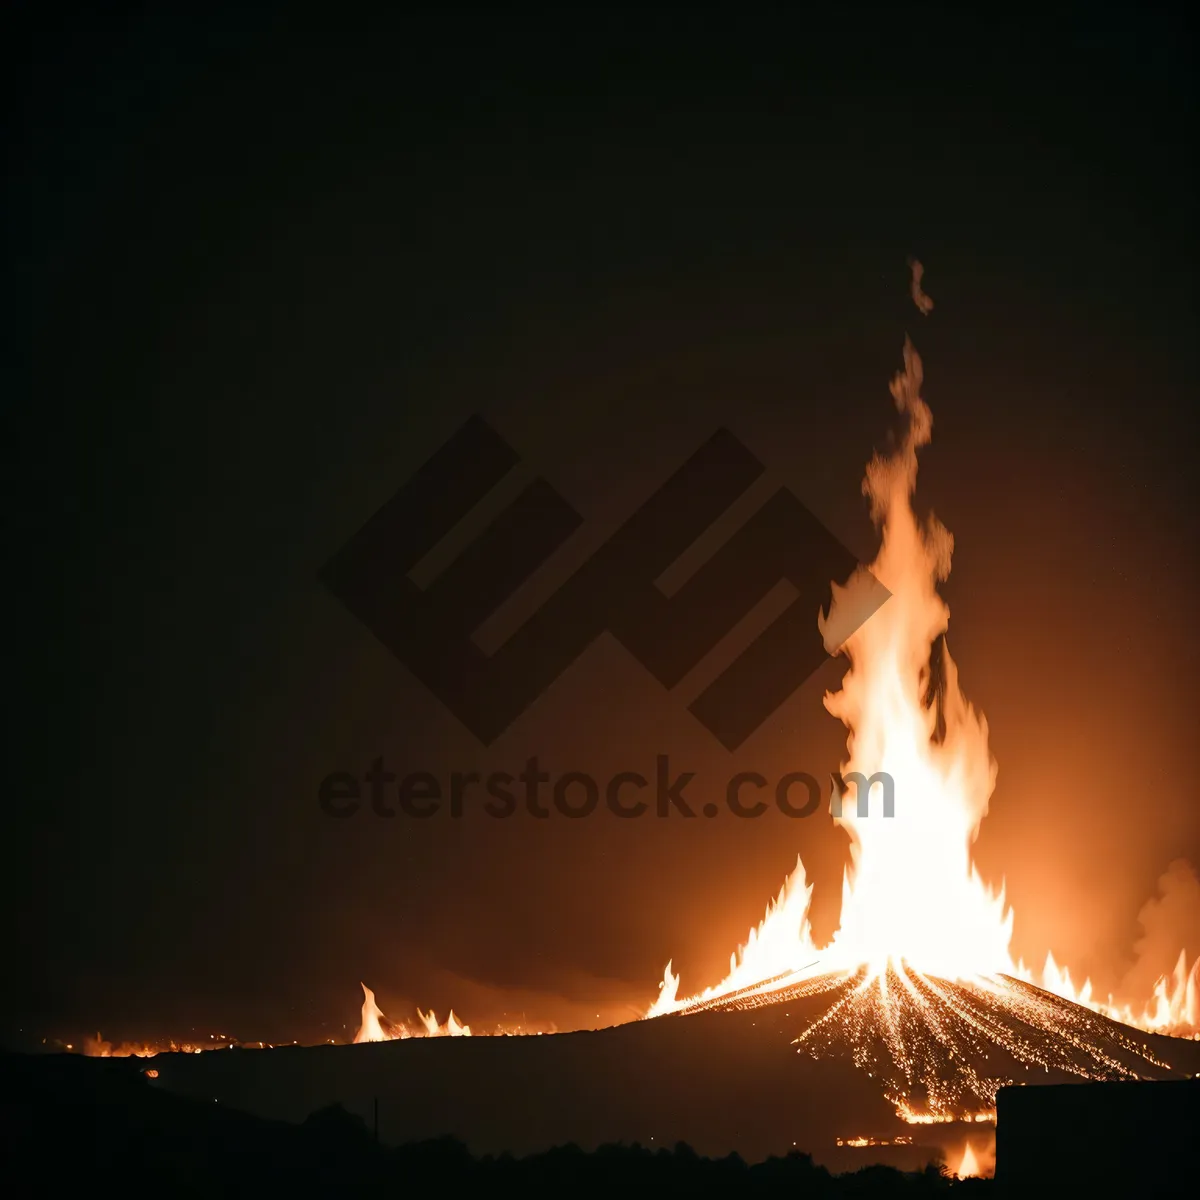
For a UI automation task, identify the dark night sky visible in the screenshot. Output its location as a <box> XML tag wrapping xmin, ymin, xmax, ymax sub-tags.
<box><xmin>5</xmin><ymin>7</ymin><xmax>1197</xmax><ymax>1045</ymax></box>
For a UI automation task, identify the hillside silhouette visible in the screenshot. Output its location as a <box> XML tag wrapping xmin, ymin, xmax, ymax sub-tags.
<box><xmin>99</xmin><ymin>980</ymin><xmax>1199</xmax><ymax>1167</ymax></box>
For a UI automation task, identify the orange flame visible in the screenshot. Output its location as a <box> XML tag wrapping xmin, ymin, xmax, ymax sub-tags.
<box><xmin>83</xmin><ymin>1033</ymin><xmax>159</xmax><ymax>1058</ymax></box>
<box><xmin>72</xmin><ymin>263</ymin><xmax>1198</xmax><ymax>1058</ymax></box>
<box><xmin>418</xmin><ymin>1008</ymin><xmax>471</xmax><ymax>1037</ymax></box>
<box><xmin>1029</xmin><ymin>946</ymin><xmax>1199</xmax><ymax>1037</ymax></box>
<box><xmin>80</xmin><ymin>1032</ymin><xmax>225</xmax><ymax>1057</ymax></box>
<box><xmin>351</xmin><ymin>983</ymin><xmax>471</xmax><ymax>1042</ymax></box>
<box><xmin>354</xmin><ymin>982</ymin><xmax>409</xmax><ymax>1042</ymax></box>
<box><xmin>645</xmin><ymin>263</ymin><xmax>1199</xmax><ymax>1045</ymax></box>
<box><xmin>956</xmin><ymin>1142</ymin><xmax>980</xmax><ymax>1177</ymax></box>
<box><xmin>649</xmin><ymin>273</ymin><xmax>1013</xmax><ymax>1010</ymax></box>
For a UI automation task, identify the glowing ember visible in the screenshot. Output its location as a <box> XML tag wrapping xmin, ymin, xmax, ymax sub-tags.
<box><xmin>83</xmin><ymin>1033</ymin><xmax>160</xmax><ymax>1058</ymax></box>
<box><xmin>643</xmin><ymin>263</ymin><xmax>1199</xmax><ymax>1118</ymax></box>
<box><xmin>79</xmin><ymin>1032</ymin><xmax>234</xmax><ymax>1058</ymax></box>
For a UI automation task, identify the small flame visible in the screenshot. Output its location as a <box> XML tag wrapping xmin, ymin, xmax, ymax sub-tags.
<box><xmin>956</xmin><ymin>1142</ymin><xmax>980</xmax><ymax>1178</ymax></box>
<box><xmin>418</xmin><ymin>1008</ymin><xmax>471</xmax><ymax>1037</ymax></box>
<box><xmin>79</xmin><ymin>1032</ymin><xmax>231</xmax><ymax>1058</ymax></box>
<box><xmin>1033</xmin><ymin>947</ymin><xmax>1199</xmax><ymax>1037</ymax></box>
<box><xmin>354</xmin><ymin>983</ymin><xmax>407</xmax><ymax>1043</ymax></box>
<box><xmin>83</xmin><ymin>1032</ymin><xmax>158</xmax><ymax>1058</ymax></box>
<box><xmin>351</xmin><ymin>984</ymin><xmax>470</xmax><ymax>1042</ymax></box>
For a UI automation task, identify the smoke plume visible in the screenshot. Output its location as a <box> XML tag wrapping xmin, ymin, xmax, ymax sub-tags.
<box><xmin>1119</xmin><ymin>859</ymin><xmax>1200</xmax><ymax>1003</ymax></box>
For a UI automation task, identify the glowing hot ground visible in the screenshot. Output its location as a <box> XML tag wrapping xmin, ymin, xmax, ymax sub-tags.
<box><xmin>658</xmin><ymin>965</ymin><xmax>1195</xmax><ymax>1120</ymax></box>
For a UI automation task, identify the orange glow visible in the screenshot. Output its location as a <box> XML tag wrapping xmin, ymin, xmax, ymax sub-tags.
<box><xmin>68</xmin><ymin>264</ymin><xmax>1197</xmax><ymax>1069</ymax></box>
<box><xmin>642</xmin><ymin>262</ymin><xmax>1199</xmax><ymax>1123</ymax></box>
<box><xmin>418</xmin><ymin>1008</ymin><xmax>471</xmax><ymax>1037</ymax></box>
<box><xmin>648</xmin><ymin>319</ymin><xmax>1019</xmax><ymax>1015</ymax></box>
<box><xmin>956</xmin><ymin>1142</ymin><xmax>980</xmax><ymax>1178</ymax></box>
<box><xmin>647</xmin><ymin>310</ymin><xmax>1018</xmax><ymax>1016</ymax></box>
<box><xmin>896</xmin><ymin>1105</ymin><xmax>994</xmax><ymax>1126</ymax></box>
<box><xmin>1028</xmin><ymin>947</ymin><xmax>1200</xmax><ymax>1038</ymax></box>
<box><xmin>83</xmin><ymin>1033</ymin><xmax>158</xmax><ymax>1058</ymax></box>
<box><xmin>353</xmin><ymin>982</ymin><xmax>409</xmax><ymax>1043</ymax></box>
<box><xmin>80</xmin><ymin>1032</ymin><xmax>237</xmax><ymax>1058</ymax></box>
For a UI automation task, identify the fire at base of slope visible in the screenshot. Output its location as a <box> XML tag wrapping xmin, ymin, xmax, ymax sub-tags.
<box><xmin>646</xmin><ymin>860</ymin><xmax>1200</xmax><ymax>1043</ymax></box>
<box><xmin>650</xmin><ymin>924</ymin><xmax>1200</xmax><ymax>1046</ymax></box>
<box><xmin>67</xmin><ymin>953</ymin><xmax>1198</xmax><ymax>1064</ymax></box>
<box><xmin>70</xmin><ymin>981</ymin><xmax>539</xmax><ymax>1056</ymax></box>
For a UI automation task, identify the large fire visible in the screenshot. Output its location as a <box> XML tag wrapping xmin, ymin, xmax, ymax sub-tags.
<box><xmin>327</xmin><ymin>264</ymin><xmax>1198</xmax><ymax>1079</ymax></box>
<box><xmin>638</xmin><ymin>264</ymin><xmax>1198</xmax><ymax>1125</ymax></box>
<box><xmin>74</xmin><ymin>264</ymin><xmax>1196</xmax><ymax>1085</ymax></box>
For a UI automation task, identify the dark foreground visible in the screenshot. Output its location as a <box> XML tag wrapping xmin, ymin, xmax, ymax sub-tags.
<box><xmin>5</xmin><ymin>1052</ymin><xmax>1198</xmax><ymax>1195</ymax></box>
<box><xmin>2</xmin><ymin>1052</ymin><xmax>985</xmax><ymax>1196</ymax></box>
<box><xmin>997</xmin><ymin>1076</ymin><xmax>1199</xmax><ymax>1193</ymax></box>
